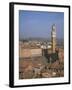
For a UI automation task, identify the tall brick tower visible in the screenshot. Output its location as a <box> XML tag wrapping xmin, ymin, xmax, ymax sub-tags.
<box><xmin>51</xmin><ymin>24</ymin><xmax>56</xmax><ymax>53</ymax></box>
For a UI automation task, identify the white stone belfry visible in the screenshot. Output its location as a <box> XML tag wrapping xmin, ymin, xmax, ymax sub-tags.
<box><xmin>51</xmin><ymin>24</ymin><xmax>56</xmax><ymax>53</ymax></box>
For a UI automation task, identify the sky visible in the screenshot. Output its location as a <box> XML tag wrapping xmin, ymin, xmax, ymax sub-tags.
<box><xmin>19</xmin><ymin>10</ymin><xmax>64</xmax><ymax>40</ymax></box>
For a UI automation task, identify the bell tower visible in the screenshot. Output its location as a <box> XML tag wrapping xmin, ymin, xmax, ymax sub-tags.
<box><xmin>51</xmin><ymin>24</ymin><xmax>56</xmax><ymax>53</ymax></box>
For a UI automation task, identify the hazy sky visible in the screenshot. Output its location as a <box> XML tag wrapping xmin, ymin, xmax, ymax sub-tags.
<box><xmin>19</xmin><ymin>10</ymin><xmax>64</xmax><ymax>39</ymax></box>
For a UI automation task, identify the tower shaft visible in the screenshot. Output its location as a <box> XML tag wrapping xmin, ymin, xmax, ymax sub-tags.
<box><xmin>52</xmin><ymin>37</ymin><xmax>56</xmax><ymax>53</ymax></box>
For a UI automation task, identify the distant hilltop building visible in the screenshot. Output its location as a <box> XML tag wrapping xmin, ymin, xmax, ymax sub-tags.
<box><xmin>51</xmin><ymin>24</ymin><xmax>56</xmax><ymax>53</ymax></box>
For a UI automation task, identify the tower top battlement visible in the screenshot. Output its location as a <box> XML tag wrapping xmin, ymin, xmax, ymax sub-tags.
<box><xmin>52</xmin><ymin>24</ymin><xmax>56</xmax><ymax>32</ymax></box>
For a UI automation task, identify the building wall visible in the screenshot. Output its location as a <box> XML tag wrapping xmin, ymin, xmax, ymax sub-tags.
<box><xmin>31</xmin><ymin>49</ymin><xmax>42</xmax><ymax>57</ymax></box>
<box><xmin>19</xmin><ymin>48</ymin><xmax>31</xmax><ymax>58</ymax></box>
<box><xmin>19</xmin><ymin>48</ymin><xmax>42</xmax><ymax>58</ymax></box>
